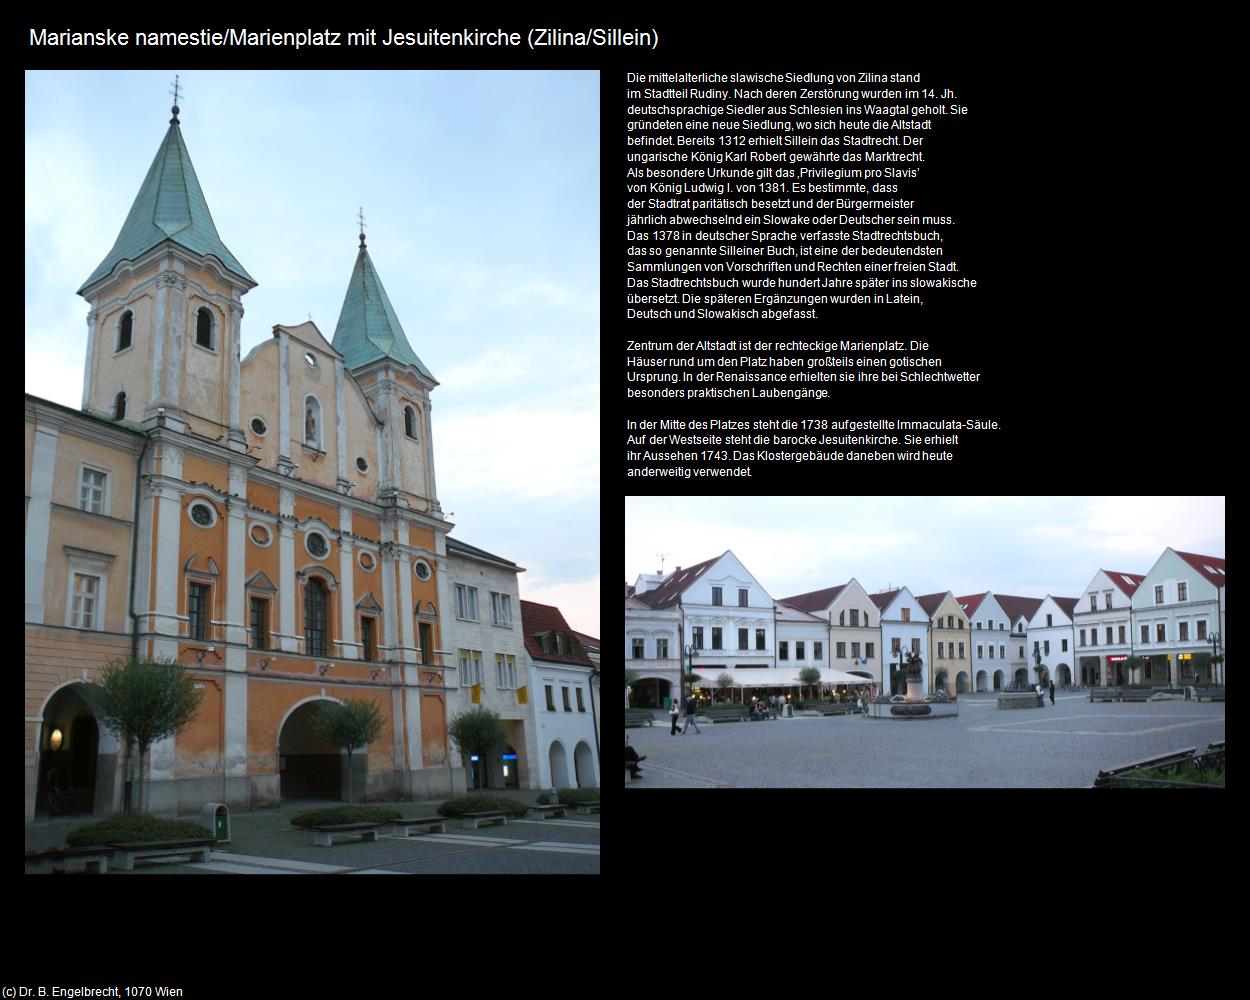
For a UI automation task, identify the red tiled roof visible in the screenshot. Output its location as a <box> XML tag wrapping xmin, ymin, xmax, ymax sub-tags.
<box><xmin>634</xmin><ymin>555</ymin><xmax>720</xmax><ymax>608</ymax></box>
<box><xmin>1050</xmin><ymin>597</ymin><xmax>1079</xmax><ymax>618</ymax></box>
<box><xmin>1103</xmin><ymin>571</ymin><xmax>1146</xmax><ymax>597</ymax></box>
<box><xmin>958</xmin><ymin>593</ymin><xmax>989</xmax><ymax>617</ymax></box>
<box><xmin>916</xmin><ymin>592</ymin><xmax>952</xmax><ymax>616</ymax></box>
<box><xmin>572</xmin><ymin>630</ymin><xmax>600</xmax><ymax>651</ymax></box>
<box><xmin>520</xmin><ymin>600</ymin><xmax>593</xmax><ymax>667</ymax></box>
<box><xmin>870</xmin><ymin>589</ymin><xmax>902</xmax><ymax>610</ymax></box>
<box><xmin>995</xmin><ymin>594</ymin><xmax>1043</xmax><ymax>623</ymax></box>
<box><xmin>777</xmin><ymin>583</ymin><xmax>847</xmax><ymax>613</ymax></box>
<box><xmin>1174</xmin><ymin>551</ymin><xmax>1227</xmax><ymax>589</ymax></box>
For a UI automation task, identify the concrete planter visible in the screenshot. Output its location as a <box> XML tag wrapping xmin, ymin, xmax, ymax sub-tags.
<box><xmin>998</xmin><ymin>693</ymin><xmax>1043</xmax><ymax>710</ymax></box>
<box><xmin>867</xmin><ymin>700</ymin><xmax>959</xmax><ymax>720</ymax></box>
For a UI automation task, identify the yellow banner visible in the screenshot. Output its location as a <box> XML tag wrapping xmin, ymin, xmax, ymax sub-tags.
<box><xmin>471</xmin><ymin>683</ymin><xmax>481</xmax><ymax>704</ymax></box>
<box><xmin>517</xmin><ymin>685</ymin><xmax>528</xmax><ymax>704</ymax></box>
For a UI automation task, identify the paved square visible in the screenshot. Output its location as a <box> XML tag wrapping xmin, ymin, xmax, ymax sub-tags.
<box><xmin>625</xmin><ymin>694</ymin><xmax>1226</xmax><ymax>788</ymax></box>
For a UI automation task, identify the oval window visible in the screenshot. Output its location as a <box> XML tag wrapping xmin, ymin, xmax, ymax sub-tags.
<box><xmin>189</xmin><ymin>502</ymin><xmax>215</xmax><ymax>528</ymax></box>
<box><xmin>250</xmin><ymin>417</ymin><xmax>268</xmax><ymax>436</ymax></box>
<box><xmin>250</xmin><ymin>524</ymin><xmax>272</xmax><ymax>546</ymax></box>
<box><xmin>306</xmin><ymin>532</ymin><xmax>329</xmax><ymax>558</ymax></box>
<box><xmin>359</xmin><ymin>551</ymin><xmax>376</xmax><ymax>572</ymax></box>
<box><xmin>356</xmin><ymin>456</ymin><xmax>369</xmax><ymax>474</ymax></box>
<box><xmin>304</xmin><ymin>352</ymin><xmax>317</xmax><ymax>369</ymax></box>
<box><xmin>414</xmin><ymin>560</ymin><xmax>431</xmax><ymax>581</ymax></box>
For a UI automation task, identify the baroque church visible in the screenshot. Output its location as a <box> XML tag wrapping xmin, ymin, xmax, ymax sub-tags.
<box><xmin>24</xmin><ymin>95</ymin><xmax>600</xmax><ymax>821</ymax></box>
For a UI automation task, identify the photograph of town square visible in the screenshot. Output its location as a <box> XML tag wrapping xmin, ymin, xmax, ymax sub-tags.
<box><xmin>625</xmin><ymin>496</ymin><xmax>1225</xmax><ymax>789</ymax></box>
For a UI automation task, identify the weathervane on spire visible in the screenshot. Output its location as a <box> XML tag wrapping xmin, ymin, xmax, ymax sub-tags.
<box><xmin>357</xmin><ymin>207</ymin><xmax>367</xmax><ymax>248</ymax></box>
<box><xmin>169</xmin><ymin>75</ymin><xmax>182</xmax><ymax>125</ymax></box>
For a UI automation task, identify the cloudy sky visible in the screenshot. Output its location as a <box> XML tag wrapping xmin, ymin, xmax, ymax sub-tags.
<box><xmin>26</xmin><ymin>70</ymin><xmax>600</xmax><ymax>637</ymax></box>
<box><xmin>626</xmin><ymin>496</ymin><xmax>1225</xmax><ymax>600</ymax></box>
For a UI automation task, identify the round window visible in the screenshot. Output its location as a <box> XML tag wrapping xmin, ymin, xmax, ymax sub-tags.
<box><xmin>306</xmin><ymin>532</ymin><xmax>329</xmax><ymax>558</ymax></box>
<box><xmin>414</xmin><ymin>560</ymin><xmax>431</xmax><ymax>580</ymax></box>
<box><xmin>356</xmin><ymin>456</ymin><xmax>369</xmax><ymax>474</ymax></box>
<box><xmin>250</xmin><ymin>524</ymin><xmax>272</xmax><ymax>546</ymax></box>
<box><xmin>304</xmin><ymin>352</ymin><xmax>317</xmax><ymax>369</ymax></box>
<box><xmin>359</xmin><ymin>551</ymin><xmax>376</xmax><ymax>572</ymax></box>
<box><xmin>250</xmin><ymin>417</ymin><xmax>267</xmax><ymax>436</ymax></box>
<box><xmin>189</xmin><ymin>502</ymin><xmax>215</xmax><ymax>527</ymax></box>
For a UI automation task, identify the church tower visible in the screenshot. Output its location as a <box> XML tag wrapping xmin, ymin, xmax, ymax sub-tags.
<box><xmin>77</xmin><ymin>96</ymin><xmax>255</xmax><ymax>452</ymax></box>
<box><xmin>331</xmin><ymin>228</ymin><xmax>441</xmax><ymax>515</ymax></box>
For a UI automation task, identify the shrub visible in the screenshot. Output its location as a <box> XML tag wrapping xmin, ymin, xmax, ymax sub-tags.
<box><xmin>290</xmin><ymin>805</ymin><xmax>401</xmax><ymax>828</ymax></box>
<box><xmin>66</xmin><ymin>815</ymin><xmax>211</xmax><ymax>847</ymax></box>
<box><xmin>556</xmin><ymin>788</ymin><xmax>601</xmax><ymax>806</ymax></box>
<box><xmin>536</xmin><ymin>792</ymin><xmax>551</xmax><ymax>805</ymax></box>
<box><xmin>436</xmin><ymin>795</ymin><xmax>528</xmax><ymax>818</ymax></box>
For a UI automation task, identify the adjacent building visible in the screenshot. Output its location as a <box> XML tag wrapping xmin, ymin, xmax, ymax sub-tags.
<box><xmin>918</xmin><ymin>592</ymin><xmax>971</xmax><ymax>694</ymax></box>
<box><xmin>779</xmin><ymin>579</ymin><xmax>882</xmax><ymax>690</ymax></box>
<box><xmin>1073</xmin><ymin>570</ymin><xmax>1145</xmax><ymax>687</ymax></box>
<box><xmin>1026</xmin><ymin>596</ymin><xmax>1079</xmax><ymax>687</ymax></box>
<box><xmin>1131</xmin><ymin>549</ymin><xmax>1226</xmax><ymax>686</ymax></box>
<box><xmin>872</xmin><ymin>588</ymin><xmax>930</xmax><ymax>694</ymax></box>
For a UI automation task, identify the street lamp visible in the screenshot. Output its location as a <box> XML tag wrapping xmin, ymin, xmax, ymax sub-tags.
<box><xmin>683</xmin><ymin>643</ymin><xmax>696</xmax><ymax>713</ymax></box>
<box><xmin>1209</xmin><ymin>633</ymin><xmax>1223</xmax><ymax>686</ymax></box>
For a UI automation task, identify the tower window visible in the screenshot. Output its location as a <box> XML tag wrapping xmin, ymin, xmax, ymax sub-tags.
<box><xmin>304</xmin><ymin>577</ymin><xmax>328</xmax><ymax>656</ymax></box>
<box><xmin>404</xmin><ymin>405</ymin><xmax>417</xmax><ymax>439</ymax></box>
<box><xmin>116</xmin><ymin>311</ymin><xmax>133</xmax><ymax>352</ymax></box>
<box><xmin>304</xmin><ymin>397</ymin><xmax>322</xmax><ymax>448</ymax></box>
<box><xmin>195</xmin><ymin>307</ymin><xmax>214</xmax><ymax>349</ymax></box>
<box><xmin>114</xmin><ymin>392</ymin><xmax>127</xmax><ymax>421</ymax></box>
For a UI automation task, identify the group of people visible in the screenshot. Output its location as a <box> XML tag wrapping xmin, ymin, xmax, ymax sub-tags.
<box><xmin>1036</xmin><ymin>679</ymin><xmax>1056</xmax><ymax>707</ymax></box>
<box><xmin>669</xmin><ymin>696</ymin><xmax>702</xmax><ymax>735</ymax></box>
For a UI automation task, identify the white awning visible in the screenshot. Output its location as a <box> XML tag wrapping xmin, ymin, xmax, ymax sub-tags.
<box><xmin>728</xmin><ymin>669</ymin><xmax>873</xmax><ymax>688</ymax></box>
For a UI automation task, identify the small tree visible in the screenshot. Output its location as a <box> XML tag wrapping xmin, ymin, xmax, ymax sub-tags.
<box><xmin>716</xmin><ymin>672</ymin><xmax>735</xmax><ymax>703</ymax></box>
<box><xmin>313</xmin><ymin>699</ymin><xmax>385</xmax><ymax>804</ymax></box>
<box><xmin>799</xmin><ymin>667</ymin><xmax>822</xmax><ymax>702</ymax></box>
<box><xmin>447</xmin><ymin>706</ymin><xmax>507</xmax><ymax>790</ymax></box>
<box><xmin>86</xmin><ymin>657</ymin><xmax>203</xmax><ymax>816</ymax></box>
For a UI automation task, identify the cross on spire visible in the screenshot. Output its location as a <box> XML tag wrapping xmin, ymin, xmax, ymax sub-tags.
<box><xmin>357</xmin><ymin>207</ymin><xmax>367</xmax><ymax>248</ymax></box>
<box><xmin>169</xmin><ymin>75</ymin><xmax>183</xmax><ymax>125</ymax></box>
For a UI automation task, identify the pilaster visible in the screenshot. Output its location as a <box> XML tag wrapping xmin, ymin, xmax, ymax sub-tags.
<box><xmin>278</xmin><ymin>487</ymin><xmax>298</xmax><ymax>652</ymax></box>
<box><xmin>338</xmin><ymin>507</ymin><xmax>356</xmax><ymax>658</ymax></box>
<box><xmin>25</xmin><ymin>424</ymin><xmax>59</xmax><ymax>622</ymax></box>
<box><xmin>81</xmin><ymin>310</ymin><xmax>98</xmax><ymax>412</ymax></box>
<box><xmin>228</xmin><ymin>300</ymin><xmax>247</xmax><ymax>452</ymax></box>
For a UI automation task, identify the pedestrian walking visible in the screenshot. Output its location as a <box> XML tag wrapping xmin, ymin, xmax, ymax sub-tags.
<box><xmin>1035</xmin><ymin>683</ymin><xmax>1045</xmax><ymax>708</ymax></box>
<box><xmin>682</xmin><ymin>696</ymin><xmax>701</xmax><ymax>734</ymax></box>
<box><xmin>670</xmin><ymin>697</ymin><xmax>681</xmax><ymax>735</ymax></box>
<box><xmin>1049</xmin><ymin>679</ymin><xmax>1056</xmax><ymax>705</ymax></box>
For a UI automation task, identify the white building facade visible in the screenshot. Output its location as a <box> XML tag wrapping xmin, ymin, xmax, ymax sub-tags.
<box><xmin>873</xmin><ymin>588</ymin><xmax>929</xmax><ymax>694</ymax></box>
<box><xmin>1073</xmin><ymin>570</ymin><xmax>1143</xmax><ymax>687</ymax></box>
<box><xmin>1026</xmin><ymin>596</ymin><xmax>1078</xmax><ymax>687</ymax></box>
<box><xmin>962</xmin><ymin>593</ymin><xmax>1014</xmax><ymax>692</ymax></box>
<box><xmin>1131</xmin><ymin>549</ymin><xmax>1226</xmax><ymax>687</ymax></box>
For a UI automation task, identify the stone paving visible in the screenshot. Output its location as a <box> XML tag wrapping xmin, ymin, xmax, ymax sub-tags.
<box><xmin>25</xmin><ymin>791</ymin><xmax>600</xmax><ymax>875</ymax></box>
<box><xmin>624</xmin><ymin>694</ymin><xmax>1226</xmax><ymax>788</ymax></box>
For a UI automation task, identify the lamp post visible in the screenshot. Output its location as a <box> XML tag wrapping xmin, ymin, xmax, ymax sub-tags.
<box><xmin>892</xmin><ymin>647</ymin><xmax>905</xmax><ymax>697</ymax></box>
<box><xmin>683</xmin><ymin>643</ymin><xmax>696</xmax><ymax>715</ymax></box>
<box><xmin>1209</xmin><ymin>633</ymin><xmax>1223</xmax><ymax>686</ymax></box>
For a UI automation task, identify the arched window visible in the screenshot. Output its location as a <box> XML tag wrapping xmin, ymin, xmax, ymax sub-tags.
<box><xmin>195</xmin><ymin>307</ymin><xmax>214</xmax><ymax>349</ymax></box>
<box><xmin>114</xmin><ymin>392</ymin><xmax>127</xmax><ymax>421</ymax></box>
<box><xmin>404</xmin><ymin>405</ymin><xmax>417</xmax><ymax>439</ymax></box>
<box><xmin>304</xmin><ymin>577</ymin><xmax>329</xmax><ymax>656</ymax></box>
<box><xmin>304</xmin><ymin>396</ymin><xmax>321</xmax><ymax>448</ymax></box>
<box><xmin>116</xmin><ymin>311</ymin><xmax>133</xmax><ymax>352</ymax></box>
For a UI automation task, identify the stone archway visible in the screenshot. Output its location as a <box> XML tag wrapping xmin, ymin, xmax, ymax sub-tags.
<box><xmin>548</xmin><ymin>740</ymin><xmax>571</xmax><ymax>789</ymax></box>
<box><xmin>35</xmin><ymin>683</ymin><xmax>115</xmax><ymax>818</ymax></box>
<box><xmin>1057</xmin><ymin>664</ymin><xmax>1072</xmax><ymax>687</ymax></box>
<box><xmin>993</xmin><ymin>670</ymin><xmax>1004</xmax><ymax>691</ymax></box>
<box><xmin>976</xmin><ymin>670</ymin><xmax>988</xmax><ymax>692</ymax></box>
<box><xmin>956</xmin><ymin>672</ymin><xmax>970</xmax><ymax>694</ymax></box>
<box><xmin>631</xmin><ymin>677</ymin><xmax>672</xmax><ymax>709</ymax></box>
<box><xmin>1014</xmin><ymin>668</ymin><xmax>1028</xmax><ymax>687</ymax></box>
<box><xmin>573</xmin><ymin>741</ymin><xmax>596</xmax><ymax>788</ymax></box>
<box><xmin>278</xmin><ymin>699</ymin><xmax>347</xmax><ymax>801</ymax></box>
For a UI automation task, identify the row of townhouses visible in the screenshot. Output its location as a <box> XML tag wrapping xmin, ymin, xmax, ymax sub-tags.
<box><xmin>625</xmin><ymin>549</ymin><xmax>1226</xmax><ymax>706</ymax></box>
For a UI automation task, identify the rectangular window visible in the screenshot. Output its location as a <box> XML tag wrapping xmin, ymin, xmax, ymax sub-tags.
<box><xmin>796</xmin><ymin>641</ymin><xmax>805</xmax><ymax>661</ymax></box>
<box><xmin>472</xmin><ymin>651</ymin><xmax>482</xmax><ymax>687</ymax></box>
<box><xmin>1105</xmin><ymin>592</ymin><xmax>1114</xmax><ymax>610</ymax></box>
<box><xmin>632</xmin><ymin>638</ymin><xmax>645</xmax><ymax>659</ymax></box>
<box><xmin>459</xmin><ymin>649</ymin><xmax>483</xmax><ymax>687</ymax></box>
<box><xmin>901</xmin><ymin>608</ymin><xmax>911</xmax><ymax>623</ymax></box>
<box><xmin>545</xmin><ymin>685</ymin><xmax>555</xmax><ymax>711</ymax></box>
<box><xmin>1179</xmin><ymin>621</ymin><xmax>1189</xmax><ymax>642</ymax></box>
<box><xmin>250</xmin><ymin>597</ymin><xmax>268</xmax><ymax>650</ymax></box>
<box><xmin>1141</xmin><ymin>625</ymin><xmax>1150</xmax><ymax>644</ymax></box>
<box><xmin>739</xmin><ymin>588</ymin><xmax>749</xmax><ymax>608</ymax></box>
<box><xmin>1061</xmin><ymin>639</ymin><xmax>1068</xmax><ymax>653</ymax></box>
<box><xmin>938</xmin><ymin>642</ymin><xmax>946</xmax><ymax>659</ymax></box>
<box><xmin>692</xmin><ymin>627</ymin><xmax>704</xmax><ymax>650</ymax></box>
<box><xmin>562</xmin><ymin>687</ymin><xmax>572</xmax><ymax>712</ymax></box>
<box><xmin>866</xmin><ymin>643</ymin><xmax>875</xmax><ymax>660</ymax></box>
<box><xmin>1000</xmin><ymin>646</ymin><xmax>1006</xmax><ymax>660</ymax></box>
<box><xmin>978</xmin><ymin>645</ymin><xmax>984</xmax><ymax>660</ymax></box>
<box><xmin>851</xmin><ymin>642</ymin><xmax>861</xmax><ymax>659</ymax></box>
<box><xmin>188</xmin><ymin>582</ymin><xmax>210</xmax><ymax>642</ymax></box>
<box><xmin>304</xmin><ymin>582</ymin><xmax>327</xmax><ymax>656</ymax></box>
<box><xmin>71</xmin><ymin>573</ymin><xmax>99</xmax><ymax>630</ymax></box>
<box><xmin>1197</xmin><ymin>621</ymin><xmax>1207</xmax><ymax>641</ymax></box>
<box><xmin>1106</xmin><ymin>627</ymin><xmax>1113</xmax><ymax>645</ymax></box>
<box><xmin>657</xmin><ymin>638</ymin><xmax>669</xmax><ymax>659</ymax></box>
<box><xmin>1178</xmin><ymin>582</ymin><xmax>1188</xmax><ymax>602</ymax></box>
<box><xmin>891</xmin><ymin>637</ymin><xmax>901</xmax><ymax>654</ymax></box>
<box><xmin>814</xmin><ymin>642</ymin><xmax>823</xmax><ymax>661</ymax></box>
<box><xmin>756</xmin><ymin>629</ymin><xmax>765</xmax><ymax>651</ymax></box>
<box><xmin>738</xmin><ymin>628</ymin><xmax>749</xmax><ymax>651</ymax></box>
<box><xmin>849</xmin><ymin>609</ymin><xmax>859</xmax><ymax>627</ymax></box>
<box><xmin>1156</xmin><ymin>623</ymin><xmax>1166</xmax><ymax>643</ymax></box>
<box><xmin>837</xmin><ymin>642</ymin><xmax>847</xmax><ymax>659</ymax></box>
<box><xmin>712</xmin><ymin>627</ymin><xmax>723</xmax><ymax>651</ymax></box>
<box><xmin>1119</xmin><ymin>626</ymin><xmax>1126</xmax><ymax>644</ymax></box>
<box><xmin>779</xmin><ymin>642</ymin><xmax>789</xmax><ymax>661</ymax></box>
<box><xmin>361</xmin><ymin>616</ymin><xmax>376</xmax><ymax>661</ymax></box>
<box><xmin>79</xmin><ymin>468</ymin><xmax>106</xmax><ymax>514</ymax></box>
<box><xmin>712</xmin><ymin>587</ymin><xmax>723</xmax><ymax>606</ymax></box>
<box><xmin>1079</xmin><ymin>630</ymin><xmax>1086</xmax><ymax>647</ymax></box>
<box><xmin>455</xmin><ymin>584</ymin><xmax>479</xmax><ymax>621</ymax></box>
<box><xmin>1155</xmin><ymin>586</ymin><xmax>1164</xmax><ymax>605</ymax></box>
<box><xmin>911</xmin><ymin>638</ymin><xmax>921</xmax><ymax>655</ymax></box>
<box><xmin>1046</xmin><ymin>615</ymin><xmax>1053</xmax><ymax>627</ymax></box>
<box><xmin>1090</xmin><ymin>595</ymin><xmax>1097</xmax><ymax>612</ymax></box>
<box><xmin>576</xmin><ymin>688</ymin><xmax>586</xmax><ymax>712</ymax></box>
<box><xmin>1044</xmin><ymin>641</ymin><xmax>1050</xmax><ymax>656</ymax></box>
<box><xmin>491</xmin><ymin>592</ymin><xmax>512</xmax><ymax>627</ymax></box>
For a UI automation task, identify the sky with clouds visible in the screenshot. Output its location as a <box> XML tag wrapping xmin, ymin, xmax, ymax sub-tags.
<box><xmin>626</xmin><ymin>496</ymin><xmax>1225</xmax><ymax>601</ymax></box>
<box><xmin>26</xmin><ymin>70</ymin><xmax>600</xmax><ymax>637</ymax></box>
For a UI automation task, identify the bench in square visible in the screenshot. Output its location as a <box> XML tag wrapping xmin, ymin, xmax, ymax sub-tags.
<box><xmin>110</xmin><ymin>838</ymin><xmax>214</xmax><ymax>870</ymax></box>
<box><xmin>460</xmin><ymin>811</ymin><xmax>509</xmax><ymax>830</ymax></box>
<box><xmin>526</xmin><ymin>803</ymin><xmax>569</xmax><ymax>820</ymax></box>
<box><xmin>387</xmin><ymin>817</ymin><xmax>447</xmax><ymax>837</ymax></box>
<box><xmin>308</xmin><ymin>822</ymin><xmax>382</xmax><ymax>847</ymax></box>
<box><xmin>25</xmin><ymin>845</ymin><xmax>116</xmax><ymax>874</ymax></box>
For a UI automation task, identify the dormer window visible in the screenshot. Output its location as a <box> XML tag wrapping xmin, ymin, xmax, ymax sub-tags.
<box><xmin>195</xmin><ymin>307</ymin><xmax>214</xmax><ymax>350</ymax></box>
<box><xmin>404</xmin><ymin>405</ymin><xmax>417</xmax><ymax>439</ymax></box>
<box><xmin>116</xmin><ymin>310</ymin><xmax>133</xmax><ymax>352</ymax></box>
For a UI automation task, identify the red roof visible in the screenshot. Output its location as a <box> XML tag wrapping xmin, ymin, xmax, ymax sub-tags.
<box><xmin>1050</xmin><ymin>597</ymin><xmax>1079</xmax><ymax>618</ymax></box>
<box><xmin>520</xmin><ymin>600</ymin><xmax>593</xmax><ymax>667</ymax></box>
<box><xmin>916</xmin><ymin>592</ymin><xmax>953</xmax><ymax>616</ymax></box>
<box><xmin>958</xmin><ymin>593</ymin><xmax>989</xmax><ymax>616</ymax></box>
<box><xmin>1174</xmin><ymin>551</ymin><xmax>1227</xmax><ymax>589</ymax></box>
<box><xmin>870</xmin><ymin>589</ymin><xmax>902</xmax><ymax>610</ymax></box>
<box><xmin>1103</xmin><ymin>571</ymin><xmax>1146</xmax><ymax>597</ymax></box>
<box><xmin>635</xmin><ymin>555</ymin><xmax>721</xmax><ymax>608</ymax></box>
<box><xmin>777</xmin><ymin>583</ymin><xmax>847</xmax><ymax>613</ymax></box>
<box><xmin>995</xmin><ymin>594</ymin><xmax>1043</xmax><ymax>624</ymax></box>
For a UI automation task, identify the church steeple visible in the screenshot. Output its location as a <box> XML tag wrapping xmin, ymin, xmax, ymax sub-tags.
<box><xmin>331</xmin><ymin>235</ymin><xmax>434</xmax><ymax>381</ymax></box>
<box><xmin>78</xmin><ymin>97</ymin><xmax>253</xmax><ymax>293</ymax></box>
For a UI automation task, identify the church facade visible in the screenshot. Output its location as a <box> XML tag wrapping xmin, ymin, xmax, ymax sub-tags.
<box><xmin>25</xmin><ymin>101</ymin><xmax>474</xmax><ymax>821</ymax></box>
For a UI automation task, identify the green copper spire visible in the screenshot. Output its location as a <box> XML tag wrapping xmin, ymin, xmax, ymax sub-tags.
<box><xmin>331</xmin><ymin>236</ymin><xmax>435</xmax><ymax>381</ymax></box>
<box><xmin>78</xmin><ymin>109</ymin><xmax>253</xmax><ymax>293</ymax></box>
